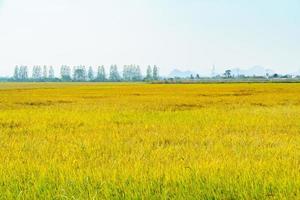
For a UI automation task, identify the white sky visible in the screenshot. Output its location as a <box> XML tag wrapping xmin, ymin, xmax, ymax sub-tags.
<box><xmin>0</xmin><ymin>0</ymin><xmax>299</xmax><ymax>76</ymax></box>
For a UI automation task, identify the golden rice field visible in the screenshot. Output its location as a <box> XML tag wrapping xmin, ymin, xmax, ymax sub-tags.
<box><xmin>0</xmin><ymin>83</ymin><xmax>299</xmax><ymax>199</ymax></box>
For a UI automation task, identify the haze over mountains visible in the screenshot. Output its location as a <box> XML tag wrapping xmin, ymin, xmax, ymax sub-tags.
<box><xmin>168</xmin><ymin>69</ymin><xmax>196</xmax><ymax>78</ymax></box>
<box><xmin>230</xmin><ymin>66</ymin><xmax>274</xmax><ymax>77</ymax></box>
<box><xmin>168</xmin><ymin>66</ymin><xmax>300</xmax><ymax>78</ymax></box>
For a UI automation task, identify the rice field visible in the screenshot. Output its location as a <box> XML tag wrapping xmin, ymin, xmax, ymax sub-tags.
<box><xmin>0</xmin><ymin>83</ymin><xmax>299</xmax><ymax>199</ymax></box>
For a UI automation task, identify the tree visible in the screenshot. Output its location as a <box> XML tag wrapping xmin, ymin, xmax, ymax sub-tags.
<box><xmin>224</xmin><ymin>70</ymin><xmax>232</xmax><ymax>78</ymax></box>
<box><xmin>19</xmin><ymin>66</ymin><xmax>28</xmax><ymax>80</ymax></box>
<box><xmin>49</xmin><ymin>66</ymin><xmax>55</xmax><ymax>79</ymax></box>
<box><xmin>266</xmin><ymin>73</ymin><xmax>270</xmax><ymax>79</ymax></box>
<box><xmin>146</xmin><ymin>65</ymin><xmax>153</xmax><ymax>80</ymax></box>
<box><xmin>134</xmin><ymin>65</ymin><xmax>142</xmax><ymax>81</ymax></box>
<box><xmin>88</xmin><ymin>66</ymin><xmax>94</xmax><ymax>81</ymax></box>
<box><xmin>123</xmin><ymin>65</ymin><xmax>130</xmax><ymax>81</ymax></box>
<box><xmin>14</xmin><ymin>66</ymin><xmax>19</xmax><ymax>80</ymax></box>
<box><xmin>109</xmin><ymin>65</ymin><xmax>120</xmax><ymax>81</ymax></box>
<box><xmin>32</xmin><ymin>66</ymin><xmax>42</xmax><ymax>80</ymax></box>
<box><xmin>123</xmin><ymin>65</ymin><xmax>142</xmax><ymax>81</ymax></box>
<box><xmin>73</xmin><ymin>66</ymin><xmax>87</xmax><ymax>81</ymax></box>
<box><xmin>97</xmin><ymin>65</ymin><xmax>106</xmax><ymax>81</ymax></box>
<box><xmin>153</xmin><ymin>65</ymin><xmax>159</xmax><ymax>80</ymax></box>
<box><xmin>196</xmin><ymin>74</ymin><xmax>200</xmax><ymax>79</ymax></box>
<box><xmin>60</xmin><ymin>65</ymin><xmax>72</xmax><ymax>81</ymax></box>
<box><xmin>43</xmin><ymin>66</ymin><xmax>48</xmax><ymax>79</ymax></box>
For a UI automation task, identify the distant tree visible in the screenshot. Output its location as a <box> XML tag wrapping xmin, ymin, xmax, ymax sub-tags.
<box><xmin>49</xmin><ymin>66</ymin><xmax>55</xmax><ymax>79</ymax></box>
<box><xmin>146</xmin><ymin>65</ymin><xmax>153</xmax><ymax>80</ymax></box>
<box><xmin>109</xmin><ymin>65</ymin><xmax>120</xmax><ymax>81</ymax></box>
<box><xmin>123</xmin><ymin>65</ymin><xmax>143</xmax><ymax>81</ymax></box>
<box><xmin>153</xmin><ymin>65</ymin><xmax>159</xmax><ymax>80</ymax></box>
<box><xmin>224</xmin><ymin>70</ymin><xmax>232</xmax><ymax>78</ymax></box>
<box><xmin>239</xmin><ymin>74</ymin><xmax>246</xmax><ymax>79</ymax></box>
<box><xmin>14</xmin><ymin>66</ymin><xmax>19</xmax><ymax>80</ymax></box>
<box><xmin>19</xmin><ymin>66</ymin><xmax>28</xmax><ymax>80</ymax></box>
<box><xmin>97</xmin><ymin>65</ymin><xmax>106</xmax><ymax>81</ymax></box>
<box><xmin>134</xmin><ymin>65</ymin><xmax>142</xmax><ymax>81</ymax></box>
<box><xmin>73</xmin><ymin>66</ymin><xmax>87</xmax><ymax>81</ymax></box>
<box><xmin>32</xmin><ymin>66</ymin><xmax>42</xmax><ymax>80</ymax></box>
<box><xmin>196</xmin><ymin>74</ymin><xmax>200</xmax><ymax>79</ymax></box>
<box><xmin>88</xmin><ymin>66</ymin><xmax>94</xmax><ymax>81</ymax></box>
<box><xmin>123</xmin><ymin>65</ymin><xmax>130</xmax><ymax>81</ymax></box>
<box><xmin>60</xmin><ymin>65</ymin><xmax>72</xmax><ymax>81</ymax></box>
<box><xmin>190</xmin><ymin>74</ymin><xmax>194</xmax><ymax>80</ymax></box>
<box><xmin>43</xmin><ymin>66</ymin><xmax>48</xmax><ymax>79</ymax></box>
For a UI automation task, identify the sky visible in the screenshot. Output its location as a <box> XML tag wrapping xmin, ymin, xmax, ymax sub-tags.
<box><xmin>0</xmin><ymin>0</ymin><xmax>299</xmax><ymax>76</ymax></box>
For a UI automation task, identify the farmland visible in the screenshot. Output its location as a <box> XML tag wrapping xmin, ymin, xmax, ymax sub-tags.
<box><xmin>0</xmin><ymin>83</ymin><xmax>299</xmax><ymax>199</ymax></box>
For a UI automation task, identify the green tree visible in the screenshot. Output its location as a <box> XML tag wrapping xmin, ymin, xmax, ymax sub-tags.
<box><xmin>88</xmin><ymin>66</ymin><xmax>94</xmax><ymax>81</ymax></box>
<box><xmin>43</xmin><ymin>66</ymin><xmax>48</xmax><ymax>79</ymax></box>
<box><xmin>97</xmin><ymin>66</ymin><xmax>106</xmax><ymax>81</ymax></box>
<box><xmin>153</xmin><ymin>65</ymin><xmax>159</xmax><ymax>80</ymax></box>
<box><xmin>73</xmin><ymin>66</ymin><xmax>87</xmax><ymax>81</ymax></box>
<box><xmin>32</xmin><ymin>66</ymin><xmax>42</xmax><ymax>80</ymax></box>
<box><xmin>60</xmin><ymin>66</ymin><xmax>72</xmax><ymax>81</ymax></box>
<box><xmin>146</xmin><ymin>65</ymin><xmax>153</xmax><ymax>80</ymax></box>
<box><xmin>109</xmin><ymin>65</ymin><xmax>120</xmax><ymax>81</ymax></box>
<box><xmin>14</xmin><ymin>66</ymin><xmax>19</xmax><ymax>80</ymax></box>
<box><xmin>49</xmin><ymin>66</ymin><xmax>55</xmax><ymax>80</ymax></box>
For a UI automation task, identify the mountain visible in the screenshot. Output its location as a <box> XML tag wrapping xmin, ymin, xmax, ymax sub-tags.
<box><xmin>168</xmin><ymin>69</ymin><xmax>195</xmax><ymax>78</ymax></box>
<box><xmin>291</xmin><ymin>70</ymin><xmax>300</xmax><ymax>76</ymax></box>
<box><xmin>231</xmin><ymin>66</ymin><xmax>275</xmax><ymax>76</ymax></box>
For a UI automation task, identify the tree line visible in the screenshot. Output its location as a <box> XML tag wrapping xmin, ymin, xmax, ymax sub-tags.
<box><xmin>13</xmin><ymin>65</ymin><xmax>159</xmax><ymax>82</ymax></box>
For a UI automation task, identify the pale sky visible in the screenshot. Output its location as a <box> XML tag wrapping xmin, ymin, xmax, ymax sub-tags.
<box><xmin>0</xmin><ymin>0</ymin><xmax>299</xmax><ymax>76</ymax></box>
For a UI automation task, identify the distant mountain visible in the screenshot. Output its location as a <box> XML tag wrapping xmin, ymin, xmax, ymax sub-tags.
<box><xmin>231</xmin><ymin>66</ymin><xmax>275</xmax><ymax>76</ymax></box>
<box><xmin>168</xmin><ymin>66</ymin><xmax>293</xmax><ymax>78</ymax></box>
<box><xmin>168</xmin><ymin>69</ymin><xmax>195</xmax><ymax>78</ymax></box>
<box><xmin>291</xmin><ymin>70</ymin><xmax>300</xmax><ymax>76</ymax></box>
